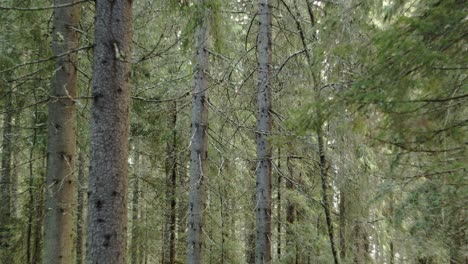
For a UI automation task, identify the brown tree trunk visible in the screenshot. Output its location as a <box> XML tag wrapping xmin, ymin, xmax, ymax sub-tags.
<box><xmin>32</xmin><ymin>156</ymin><xmax>47</xmax><ymax>264</ymax></box>
<box><xmin>26</xmin><ymin>97</ymin><xmax>39</xmax><ymax>264</ymax></box>
<box><xmin>130</xmin><ymin>146</ymin><xmax>140</xmax><ymax>264</ymax></box>
<box><xmin>246</xmin><ymin>193</ymin><xmax>256</xmax><ymax>264</ymax></box>
<box><xmin>165</xmin><ymin>101</ymin><xmax>177</xmax><ymax>264</ymax></box>
<box><xmin>318</xmin><ymin>131</ymin><xmax>339</xmax><ymax>264</ymax></box>
<box><xmin>286</xmin><ymin>156</ymin><xmax>297</xmax><ymax>264</ymax></box>
<box><xmin>43</xmin><ymin>1</ymin><xmax>81</xmax><ymax>263</ymax></box>
<box><xmin>177</xmin><ymin>150</ymin><xmax>189</xmax><ymax>260</ymax></box>
<box><xmin>187</xmin><ymin>1</ymin><xmax>210</xmax><ymax>263</ymax></box>
<box><xmin>255</xmin><ymin>0</ymin><xmax>273</xmax><ymax>263</ymax></box>
<box><xmin>76</xmin><ymin>151</ymin><xmax>85</xmax><ymax>264</ymax></box>
<box><xmin>339</xmin><ymin>191</ymin><xmax>347</xmax><ymax>261</ymax></box>
<box><xmin>276</xmin><ymin>149</ymin><xmax>281</xmax><ymax>260</ymax></box>
<box><xmin>86</xmin><ymin>0</ymin><xmax>133</xmax><ymax>263</ymax></box>
<box><xmin>0</xmin><ymin>90</ymin><xmax>13</xmax><ymax>263</ymax></box>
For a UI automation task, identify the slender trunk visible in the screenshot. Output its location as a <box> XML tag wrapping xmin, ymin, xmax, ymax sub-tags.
<box><xmin>86</xmin><ymin>0</ymin><xmax>133</xmax><ymax>263</ymax></box>
<box><xmin>286</xmin><ymin>156</ymin><xmax>296</xmax><ymax>264</ymax></box>
<box><xmin>339</xmin><ymin>191</ymin><xmax>346</xmax><ymax>261</ymax></box>
<box><xmin>165</xmin><ymin>101</ymin><xmax>177</xmax><ymax>264</ymax></box>
<box><xmin>162</xmin><ymin>222</ymin><xmax>166</xmax><ymax>264</ymax></box>
<box><xmin>138</xmin><ymin>178</ymin><xmax>146</xmax><ymax>264</ymax></box>
<box><xmin>11</xmin><ymin>106</ymin><xmax>21</xmax><ymax>219</ymax></box>
<box><xmin>276</xmin><ymin>149</ymin><xmax>281</xmax><ymax>260</ymax></box>
<box><xmin>255</xmin><ymin>1</ymin><xmax>273</xmax><ymax>263</ymax></box>
<box><xmin>351</xmin><ymin>206</ymin><xmax>369</xmax><ymax>263</ymax></box>
<box><xmin>177</xmin><ymin>151</ymin><xmax>188</xmax><ymax>259</ymax></box>
<box><xmin>76</xmin><ymin>151</ymin><xmax>85</xmax><ymax>264</ymax></box>
<box><xmin>0</xmin><ymin>90</ymin><xmax>13</xmax><ymax>263</ymax></box>
<box><xmin>187</xmin><ymin>1</ymin><xmax>210</xmax><ymax>263</ymax></box>
<box><xmin>318</xmin><ymin>130</ymin><xmax>339</xmax><ymax>264</ymax></box>
<box><xmin>389</xmin><ymin>193</ymin><xmax>394</xmax><ymax>264</ymax></box>
<box><xmin>32</xmin><ymin>156</ymin><xmax>47</xmax><ymax>264</ymax></box>
<box><xmin>27</xmin><ymin>91</ymin><xmax>39</xmax><ymax>264</ymax></box>
<box><xmin>246</xmin><ymin>193</ymin><xmax>256</xmax><ymax>264</ymax></box>
<box><xmin>43</xmin><ymin>1</ymin><xmax>81</xmax><ymax>263</ymax></box>
<box><xmin>220</xmin><ymin>190</ymin><xmax>225</xmax><ymax>264</ymax></box>
<box><xmin>130</xmin><ymin>147</ymin><xmax>140</xmax><ymax>264</ymax></box>
<box><xmin>32</xmin><ymin>189</ymin><xmax>44</xmax><ymax>264</ymax></box>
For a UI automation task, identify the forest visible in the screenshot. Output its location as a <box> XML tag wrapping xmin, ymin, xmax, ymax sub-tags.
<box><xmin>0</xmin><ymin>0</ymin><xmax>466</xmax><ymax>263</ymax></box>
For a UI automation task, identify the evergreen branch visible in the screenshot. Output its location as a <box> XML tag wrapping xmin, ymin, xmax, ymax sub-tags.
<box><xmin>131</xmin><ymin>92</ymin><xmax>190</xmax><ymax>104</ymax></box>
<box><xmin>0</xmin><ymin>45</ymin><xmax>93</xmax><ymax>74</ymax></box>
<box><xmin>0</xmin><ymin>0</ymin><xmax>91</xmax><ymax>11</ymax></box>
<box><xmin>375</xmin><ymin>138</ymin><xmax>465</xmax><ymax>154</ymax></box>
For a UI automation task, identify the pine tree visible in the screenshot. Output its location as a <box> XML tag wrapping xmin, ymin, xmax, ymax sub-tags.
<box><xmin>86</xmin><ymin>0</ymin><xmax>133</xmax><ymax>263</ymax></box>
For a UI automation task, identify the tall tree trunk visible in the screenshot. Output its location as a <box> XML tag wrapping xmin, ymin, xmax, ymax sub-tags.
<box><xmin>43</xmin><ymin>1</ymin><xmax>81</xmax><ymax>263</ymax></box>
<box><xmin>177</xmin><ymin>150</ymin><xmax>188</xmax><ymax>260</ymax></box>
<box><xmin>286</xmin><ymin>156</ymin><xmax>296</xmax><ymax>264</ymax></box>
<box><xmin>11</xmin><ymin>106</ymin><xmax>21</xmax><ymax>219</ymax></box>
<box><xmin>246</xmin><ymin>193</ymin><xmax>256</xmax><ymax>264</ymax></box>
<box><xmin>339</xmin><ymin>190</ymin><xmax>347</xmax><ymax>261</ymax></box>
<box><xmin>0</xmin><ymin>90</ymin><xmax>13</xmax><ymax>263</ymax></box>
<box><xmin>389</xmin><ymin>192</ymin><xmax>395</xmax><ymax>264</ymax></box>
<box><xmin>318</xmin><ymin>130</ymin><xmax>339</xmax><ymax>264</ymax></box>
<box><xmin>138</xmin><ymin>177</ymin><xmax>146</xmax><ymax>264</ymax></box>
<box><xmin>165</xmin><ymin>101</ymin><xmax>177</xmax><ymax>264</ymax></box>
<box><xmin>86</xmin><ymin>0</ymin><xmax>133</xmax><ymax>263</ymax></box>
<box><xmin>32</xmin><ymin>156</ymin><xmax>46</xmax><ymax>264</ymax></box>
<box><xmin>276</xmin><ymin>149</ymin><xmax>281</xmax><ymax>260</ymax></box>
<box><xmin>186</xmin><ymin>1</ymin><xmax>210</xmax><ymax>263</ymax></box>
<box><xmin>76</xmin><ymin>151</ymin><xmax>85</xmax><ymax>264</ymax></box>
<box><xmin>130</xmin><ymin>146</ymin><xmax>140</xmax><ymax>264</ymax></box>
<box><xmin>255</xmin><ymin>1</ymin><xmax>272</xmax><ymax>263</ymax></box>
<box><xmin>26</xmin><ymin>92</ymin><xmax>39</xmax><ymax>264</ymax></box>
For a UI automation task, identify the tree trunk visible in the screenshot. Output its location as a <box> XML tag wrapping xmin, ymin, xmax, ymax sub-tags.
<box><xmin>0</xmin><ymin>90</ymin><xmax>13</xmax><ymax>263</ymax></box>
<box><xmin>318</xmin><ymin>131</ymin><xmax>339</xmax><ymax>264</ymax></box>
<box><xmin>86</xmin><ymin>0</ymin><xmax>133</xmax><ymax>263</ymax></box>
<box><xmin>177</xmin><ymin>150</ymin><xmax>189</xmax><ymax>260</ymax></box>
<box><xmin>11</xmin><ymin>103</ymin><xmax>22</xmax><ymax>219</ymax></box>
<box><xmin>286</xmin><ymin>156</ymin><xmax>296</xmax><ymax>264</ymax></box>
<box><xmin>276</xmin><ymin>149</ymin><xmax>281</xmax><ymax>260</ymax></box>
<box><xmin>339</xmin><ymin>190</ymin><xmax>347</xmax><ymax>261</ymax></box>
<box><xmin>26</xmin><ymin>97</ymin><xmax>39</xmax><ymax>264</ymax></box>
<box><xmin>255</xmin><ymin>1</ymin><xmax>272</xmax><ymax>263</ymax></box>
<box><xmin>130</xmin><ymin>146</ymin><xmax>140</xmax><ymax>264</ymax></box>
<box><xmin>186</xmin><ymin>1</ymin><xmax>210</xmax><ymax>263</ymax></box>
<box><xmin>138</xmin><ymin>177</ymin><xmax>146</xmax><ymax>264</ymax></box>
<box><xmin>32</xmin><ymin>156</ymin><xmax>47</xmax><ymax>264</ymax></box>
<box><xmin>43</xmin><ymin>1</ymin><xmax>81</xmax><ymax>263</ymax></box>
<box><xmin>76</xmin><ymin>151</ymin><xmax>85</xmax><ymax>264</ymax></box>
<box><xmin>165</xmin><ymin>101</ymin><xmax>177</xmax><ymax>264</ymax></box>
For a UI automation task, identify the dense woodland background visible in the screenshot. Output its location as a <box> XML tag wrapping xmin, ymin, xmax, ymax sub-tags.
<box><xmin>0</xmin><ymin>0</ymin><xmax>466</xmax><ymax>263</ymax></box>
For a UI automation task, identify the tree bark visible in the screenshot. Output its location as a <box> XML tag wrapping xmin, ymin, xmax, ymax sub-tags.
<box><xmin>26</xmin><ymin>93</ymin><xmax>39</xmax><ymax>264</ymax></box>
<box><xmin>286</xmin><ymin>156</ymin><xmax>297</xmax><ymax>264</ymax></box>
<box><xmin>186</xmin><ymin>1</ymin><xmax>210</xmax><ymax>263</ymax></box>
<box><xmin>11</xmin><ymin>101</ymin><xmax>22</xmax><ymax>219</ymax></box>
<box><xmin>339</xmin><ymin>190</ymin><xmax>347</xmax><ymax>261</ymax></box>
<box><xmin>130</xmin><ymin>146</ymin><xmax>140</xmax><ymax>264</ymax></box>
<box><xmin>86</xmin><ymin>0</ymin><xmax>133</xmax><ymax>263</ymax></box>
<box><xmin>76</xmin><ymin>151</ymin><xmax>85</xmax><ymax>264</ymax></box>
<box><xmin>276</xmin><ymin>149</ymin><xmax>281</xmax><ymax>260</ymax></box>
<box><xmin>32</xmin><ymin>156</ymin><xmax>47</xmax><ymax>264</ymax></box>
<box><xmin>166</xmin><ymin>101</ymin><xmax>177</xmax><ymax>264</ymax></box>
<box><xmin>318</xmin><ymin>131</ymin><xmax>339</xmax><ymax>264</ymax></box>
<box><xmin>246</xmin><ymin>193</ymin><xmax>256</xmax><ymax>264</ymax></box>
<box><xmin>255</xmin><ymin>0</ymin><xmax>272</xmax><ymax>263</ymax></box>
<box><xmin>0</xmin><ymin>90</ymin><xmax>13</xmax><ymax>263</ymax></box>
<box><xmin>43</xmin><ymin>1</ymin><xmax>81</xmax><ymax>263</ymax></box>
